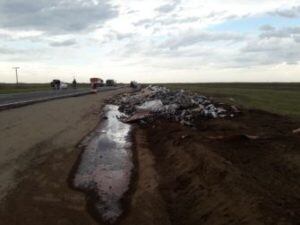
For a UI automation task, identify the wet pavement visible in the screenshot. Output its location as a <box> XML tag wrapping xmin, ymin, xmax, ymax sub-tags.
<box><xmin>0</xmin><ymin>88</ymin><xmax>90</xmax><ymax>105</ymax></box>
<box><xmin>0</xmin><ymin>87</ymin><xmax>122</xmax><ymax>110</ymax></box>
<box><xmin>73</xmin><ymin>105</ymin><xmax>133</xmax><ymax>223</ymax></box>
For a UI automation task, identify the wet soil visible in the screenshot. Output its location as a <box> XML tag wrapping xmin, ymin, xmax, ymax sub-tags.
<box><xmin>141</xmin><ymin>109</ymin><xmax>300</xmax><ymax>225</ymax></box>
<box><xmin>73</xmin><ymin>105</ymin><xmax>133</xmax><ymax>223</ymax></box>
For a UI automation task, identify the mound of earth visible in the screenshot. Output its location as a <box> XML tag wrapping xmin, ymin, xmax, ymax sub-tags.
<box><xmin>120</xmin><ymin>109</ymin><xmax>300</xmax><ymax>225</ymax></box>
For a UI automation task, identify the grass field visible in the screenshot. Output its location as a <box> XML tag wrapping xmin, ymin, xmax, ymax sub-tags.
<box><xmin>0</xmin><ymin>83</ymin><xmax>90</xmax><ymax>94</ymax></box>
<box><xmin>164</xmin><ymin>83</ymin><xmax>300</xmax><ymax>119</ymax></box>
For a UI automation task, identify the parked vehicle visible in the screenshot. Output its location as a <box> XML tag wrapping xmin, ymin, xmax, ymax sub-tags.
<box><xmin>130</xmin><ymin>81</ymin><xmax>138</xmax><ymax>88</ymax></box>
<box><xmin>60</xmin><ymin>82</ymin><xmax>68</xmax><ymax>89</ymax></box>
<box><xmin>90</xmin><ymin>78</ymin><xmax>104</xmax><ymax>91</ymax></box>
<box><xmin>106</xmin><ymin>79</ymin><xmax>116</xmax><ymax>86</ymax></box>
<box><xmin>51</xmin><ymin>79</ymin><xmax>61</xmax><ymax>90</ymax></box>
<box><xmin>50</xmin><ymin>79</ymin><xmax>69</xmax><ymax>90</ymax></box>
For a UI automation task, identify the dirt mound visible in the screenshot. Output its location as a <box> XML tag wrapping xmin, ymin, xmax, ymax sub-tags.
<box><xmin>138</xmin><ymin>109</ymin><xmax>300</xmax><ymax>225</ymax></box>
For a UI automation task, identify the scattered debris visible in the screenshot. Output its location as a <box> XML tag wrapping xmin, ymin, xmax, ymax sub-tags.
<box><xmin>114</xmin><ymin>85</ymin><xmax>241</xmax><ymax>126</ymax></box>
<box><xmin>293</xmin><ymin>128</ymin><xmax>300</xmax><ymax>134</ymax></box>
<box><xmin>136</xmin><ymin>100</ymin><xmax>164</xmax><ymax>112</ymax></box>
<box><xmin>207</xmin><ymin>134</ymin><xmax>260</xmax><ymax>141</ymax></box>
<box><xmin>242</xmin><ymin>134</ymin><xmax>260</xmax><ymax>140</ymax></box>
<box><xmin>121</xmin><ymin>111</ymin><xmax>152</xmax><ymax>123</ymax></box>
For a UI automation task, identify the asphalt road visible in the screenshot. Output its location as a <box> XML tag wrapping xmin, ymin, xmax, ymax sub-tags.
<box><xmin>0</xmin><ymin>87</ymin><xmax>122</xmax><ymax>109</ymax></box>
<box><xmin>0</xmin><ymin>88</ymin><xmax>129</xmax><ymax>225</ymax></box>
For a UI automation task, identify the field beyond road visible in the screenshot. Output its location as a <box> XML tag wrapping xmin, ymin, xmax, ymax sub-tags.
<box><xmin>164</xmin><ymin>83</ymin><xmax>300</xmax><ymax>119</ymax></box>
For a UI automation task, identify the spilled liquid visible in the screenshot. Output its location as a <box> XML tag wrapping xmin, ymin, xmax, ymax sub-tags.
<box><xmin>73</xmin><ymin>105</ymin><xmax>133</xmax><ymax>223</ymax></box>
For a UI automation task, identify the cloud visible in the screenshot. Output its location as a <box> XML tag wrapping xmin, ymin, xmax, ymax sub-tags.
<box><xmin>133</xmin><ymin>16</ymin><xmax>199</xmax><ymax>28</ymax></box>
<box><xmin>294</xmin><ymin>35</ymin><xmax>300</xmax><ymax>43</ymax></box>
<box><xmin>0</xmin><ymin>47</ymin><xmax>18</xmax><ymax>55</ymax></box>
<box><xmin>0</xmin><ymin>0</ymin><xmax>118</xmax><ymax>35</ymax></box>
<box><xmin>260</xmin><ymin>25</ymin><xmax>275</xmax><ymax>31</ymax></box>
<box><xmin>163</xmin><ymin>30</ymin><xmax>244</xmax><ymax>49</ymax></box>
<box><xmin>49</xmin><ymin>39</ymin><xmax>77</xmax><ymax>47</ymax></box>
<box><xmin>0</xmin><ymin>46</ymin><xmax>45</xmax><ymax>62</ymax></box>
<box><xmin>271</xmin><ymin>5</ymin><xmax>300</xmax><ymax>18</ymax></box>
<box><xmin>241</xmin><ymin>37</ymin><xmax>300</xmax><ymax>65</ymax></box>
<box><xmin>156</xmin><ymin>0</ymin><xmax>181</xmax><ymax>13</ymax></box>
<box><xmin>100</xmin><ymin>30</ymin><xmax>135</xmax><ymax>44</ymax></box>
<box><xmin>260</xmin><ymin>26</ymin><xmax>300</xmax><ymax>40</ymax></box>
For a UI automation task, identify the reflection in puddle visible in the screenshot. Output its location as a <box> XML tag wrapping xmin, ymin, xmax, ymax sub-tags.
<box><xmin>73</xmin><ymin>105</ymin><xmax>133</xmax><ymax>223</ymax></box>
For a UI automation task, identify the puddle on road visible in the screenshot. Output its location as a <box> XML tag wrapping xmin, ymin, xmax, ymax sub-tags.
<box><xmin>73</xmin><ymin>105</ymin><xmax>133</xmax><ymax>223</ymax></box>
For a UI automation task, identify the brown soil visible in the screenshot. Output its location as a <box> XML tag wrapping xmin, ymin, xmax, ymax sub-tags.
<box><xmin>139</xmin><ymin>109</ymin><xmax>300</xmax><ymax>225</ymax></box>
<box><xmin>111</xmin><ymin>109</ymin><xmax>300</xmax><ymax>225</ymax></box>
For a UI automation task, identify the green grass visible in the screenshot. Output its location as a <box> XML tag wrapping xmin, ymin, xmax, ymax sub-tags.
<box><xmin>0</xmin><ymin>83</ymin><xmax>50</xmax><ymax>94</ymax></box>
<box><xmin>163</xmin><ymin>83</ymin><xmax>300</xmax><ymax>119</ymax></box>
<box><xmin>0</xmin><ymin>83</ymin><xmax>90</xmax><ymax>94</ymax></box>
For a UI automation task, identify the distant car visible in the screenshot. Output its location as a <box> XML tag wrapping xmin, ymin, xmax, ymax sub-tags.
<box><xmin>106</xmin><ymin>79</ymin><xmax>116</xmax><ymax>86</ymax></box>
<box><xmin>60</xmin><ymin>83</ymin><xmax>68</xmax><ymax>89</ymax></box>
<box><xmin>50</xmin><ymin>80</ymin><xmax>68</xmax><ymax>90</ymax></box>
<box><xmin>130</xmin><ymin>81</ymin><xmax>138</xmax><ymax>88</ymax></box>
<box><xmin>51</xmin><ymin>79</ymin><xmax>61</xmax><ymax>90</ymax></box>
<box><xmin>90</xmin><ymin>78</ymin><xmax>104</xmax><ymax>91</ymax></box>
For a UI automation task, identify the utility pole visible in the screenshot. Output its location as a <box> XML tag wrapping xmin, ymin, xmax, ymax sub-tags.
<box><xmin>12</xmin><ymin>67</ymin><xmax>20</xmax><ymax>85</ymax></box>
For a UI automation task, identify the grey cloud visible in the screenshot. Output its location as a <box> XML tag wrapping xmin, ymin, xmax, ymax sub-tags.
<box><xmin>242</xmin><ymin>40</ymin><xmax>281</xmax><ymax>53</ymax></box>
<box><xmin>225</xmin><ymin>15</ymin><xmax>238</xmax><ymax>20</ymax></box>
<box><xmin>0</xmin><ymin>47</ymin><xmax>18</xmax><ymax>55</ymax></box>
<box><xmin>156</xmin><ymin>0</ymin><xmax>181</xmax><ymax>13</ymax></box>
<box><xmin>49</xmin><ymin>39</ymin><xmax>77</xmax><ymax>47</ymax></box>
<box><xmin>260</xmin><ymin>26</ymin><xmax>300</xmax><ymax>41</ymax></box>
<box><xmin>240</xmin><ymin>38</ymin><xmax>300</xmax><ymax>65</ymax></box>
<box><xmin>99</xmin><ymin>30</ymin><xmax>135</xmax><ymax>45</ymax></box>
<box><xmin>159</xmin><ymin>16</ymin><xmax>200</xmax><ymax>26</ymax></box>
<box><xmin>0</xmin><ymin>0</ymin><xmax>118</xmax><ymax>35</ymax></box>
<box><xmin>260</xmin><ymin>25</ymin><xmax>275</xmax><ymax>31</ymax></box>
<box><xmin>134</xmin><ymin>16</ymin><xmax>199</xmax><ymax>28</ymax></box>
<box><xmin>164</xmin><ymin>31</ymin><xmax>244</xmax><ymax>49</ymax></box>
<box><xmin>271</xmin><ymin>6</ymin><xmax>300</xmax><ymax>18</ymax></box>
<box><xmin>294</xmin><ymin>35</ymin><xmax>300</xmax><ymax>43</ymax></box>
<box><xmin>106</xmin><ymin>31</ymin><xmax>134</xmax><ymax>41</ymax></box>
<box><xmin>133</xmin><ymin>19</ymin><xmax>153</xmax><ymax>27</ymax></box>
<box><xmin>115</xmin><ymin>33</ymin><xmax>134</xmax><ymax>40</ymax></box>
<box><xmin>0</xmin><ymin>46</ymin><xmax>38</xmax><ymax>56</ymax></box>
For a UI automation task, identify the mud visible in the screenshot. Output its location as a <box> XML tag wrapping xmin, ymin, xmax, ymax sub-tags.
<box><xmin>141</xmin><ymin>109</ymin><xmax>300</xmax><ymax>225</ymax></box>
<box><xmin>72</xmin><ymin>105</ymin><xmax>133</xmax><ymax>223</ymax></box>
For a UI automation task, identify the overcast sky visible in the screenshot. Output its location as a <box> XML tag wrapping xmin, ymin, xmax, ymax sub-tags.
<box><xmin>0</xmin><ymin>0</ymin><xmax>300</xmax><ymax>83</ymax></box>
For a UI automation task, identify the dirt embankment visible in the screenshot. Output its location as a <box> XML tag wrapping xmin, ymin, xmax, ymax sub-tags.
<box><xmin>125</xmin><ymin>109</ymin><xmax>300</xmax><ymax>225</ymax></box>
<box><xmin>0</xmin><ymin>89</ymin><xmax>127</xmax><ymax>225</ymax></box>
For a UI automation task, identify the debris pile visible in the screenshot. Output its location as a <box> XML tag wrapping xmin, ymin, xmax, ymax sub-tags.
<box><xmin>114</xmin><ymin>86</ymin><xmax>240</xmax><ymax>126</ymax></box>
